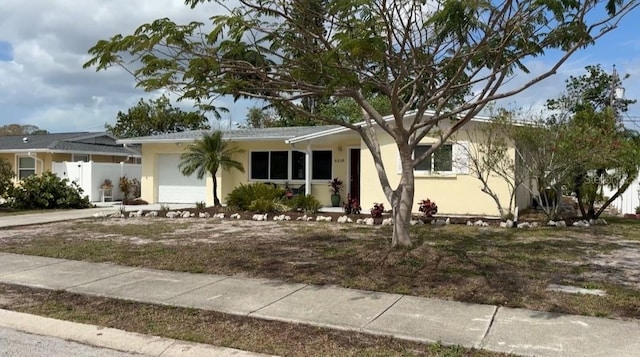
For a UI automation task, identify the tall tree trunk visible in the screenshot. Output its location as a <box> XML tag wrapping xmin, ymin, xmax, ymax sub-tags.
<box><xmin>212</xmin><ymin>175</ymin><xmax>221</xmax><ymax>206</ymax></box>
<box><xmin>391</xmin><ymin>160</ymin><xmax>415</xmax><ymax>248</ymax></box>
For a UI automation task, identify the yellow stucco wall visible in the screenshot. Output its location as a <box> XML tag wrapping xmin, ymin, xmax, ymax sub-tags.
<box><xmin>138</xmin><ymin>124</ymin><xmax>518</xmax><ymax>214</ymax></box>
<box><xmin>359</xmin><ymin>122</ymin><xmax>517</xmax><ymax>217</ymax></box>
<box><xmin>140</xmin><ymin>137</ymin><xmax>360</xmax><ymax>207</ymax></box>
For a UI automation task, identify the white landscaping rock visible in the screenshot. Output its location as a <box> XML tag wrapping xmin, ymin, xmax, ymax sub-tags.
<box><xmin>547</xmin><ymin>220</ymin><xmax>557</xmax><ymax>226</ymax></box>
<box><xmin>365</xmin><ymin>218</ymin><xmax>375</xmax><ymax>225</ymax></box>
<box><xmin>410</xmin><ymin>220</ymin><xmax>423</xmax><ymax>226</ymax></box>
<box><xmin>505</xmin><ymin>219</ymin><xmax>514</xmax><ymax>228</ymax></box>
<box><xmin>356</xmin><ymin>219</ymin><xmax>364</xmax><ymax>224</ymax></box>
<box><xmin>473</xmin><ymin>220</ymin><xmax>484</xmax><ymax>227</ymax></box>
<box><xmin>573</xmin><ymin>220</ymin><xmax>590</xmax><ymax>227</ymax></box>
<box><xmin>182</xmin><ymin>211</ymin><xmax>191</xmax><ymax>218</ymax></box>
<box><xmin>466</xmin><ymin>221</ymin><xmax>473</xmax><ymax>226</ymax></box>
<box><xmin>499</xmin><ymin>222</ymin><xmax>507</xmax><ymax>228</ymax></box>
<box><xmin>517</xmin><ymin>222</ymin><xmax>531</xmax><ymax>229</ymax></box>
<box><xmin>213</xmin><ymin>213</ymin><xmax>224</xmax><ymax>219</ymax></box>
<box><xmin>252</xmin><ymin>213</ymin><xmax>268</xmax><ymax>221</ymax></box>
<box><xmin>381</xmin><ymin>218</ymin><xmax>393</xmax><ymax>226</ymax></box>
<box><xmin>445</xmin><ymin>218</ymin><xmax>450</xmax><ymax>225</ymax></box>
<box><xmin>165</xmin><ymin>211</ymin><xmax>179</xmax><ymax>218</ymax></box>
<box><xmin>198</xmin><ymin>212</ymin><xmax>211</xmax><ymax>218</ymax></box>
<box><xmin>145</xmin><ymin>211</ymin><xmax>158</xmax><ymax>217</ymax></box>
<box><xmin>431</xmin><ymin>219</ymin><xmax>446</xmax><ymax>226</ymax></box>
<box><xmin>556</xmin><ymin>220</ymin><xmax>567</xmax><ymax>227</ymax></box>
<box><xmin>230</xmin><ymin>213</ymin><xmax>241</xmax><ymax>220</ymax></box>
<box><xmin>337</xmin><ymin>216</ymin><xmax>349</xmax><ymax>224</ymax></box>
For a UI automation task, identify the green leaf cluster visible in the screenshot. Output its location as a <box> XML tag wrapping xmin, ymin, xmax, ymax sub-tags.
<box><xmin>9</xmin><ymin>172</ymin><xmax>91</xmax><ymax>209</ymax></box>
<box><xmin>106</xmin><ymin>95</ymin><xmax>211</xmax><ymax>138</ymax></box>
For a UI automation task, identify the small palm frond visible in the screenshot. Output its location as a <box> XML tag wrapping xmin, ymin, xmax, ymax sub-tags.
<box><xmin>179</xmin><ymin>130</ymin><xmax>244</xmax><ymax>180</ymax></box>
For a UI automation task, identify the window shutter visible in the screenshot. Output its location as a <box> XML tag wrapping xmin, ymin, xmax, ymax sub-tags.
<box><xmin>452</xmin><ymin>141</ymin><xmax>470</xmax><ymax>174</ymax></box>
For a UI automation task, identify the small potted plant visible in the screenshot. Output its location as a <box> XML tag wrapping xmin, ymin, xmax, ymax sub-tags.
<box><xmin>100</xmin><ymin>179</ymin><xmax>113</xmax><ymax>189</ymax></box>
<box><xmin>329</xmin><ymin>178</ymin><xmax>343</xmax><ymax>207</ymax></box>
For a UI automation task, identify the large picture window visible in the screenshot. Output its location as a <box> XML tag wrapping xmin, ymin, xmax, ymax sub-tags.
<box><xmin>250</xmin><ymin>150</ymin><xmax>333</xmax><ymax>181</ymax></box>
<box><xmin>414</xmin><ymin>144</ymin><xmax>453</xmax><ymax>172</ymax></box>
<box><xmin>18</xmin><ymin>156</ymin><xmax>36</xmax><ymax>179</ymax></box>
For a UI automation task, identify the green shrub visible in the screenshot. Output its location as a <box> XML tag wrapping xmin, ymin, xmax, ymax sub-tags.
<box><xmin>195</xmin><ymin>201</ymin><xmax>206</xmax><ymax>209</ymax></box>
<box><xmin>0</xmin><ymin>157</ymin><xmax>13</xmax><ymax>199</ymax></box>
<box><xmin>226</xmin><ymin>183</ymin><xmax>285</xmax><ymax>211</ymax></box>
<box><xmin>248</xmin><ymin>198</ymin><xmax>289</xmax><ymax>213</ymax></box>
<box><xmin>289</xmin><ymin>194</ymin><xmax>321</xmax><ymax>214</ymax></box>
<box><xmin>9</xmin><ymin>172</ymin><xmax>90</xmax><ymax>209</ymax></box>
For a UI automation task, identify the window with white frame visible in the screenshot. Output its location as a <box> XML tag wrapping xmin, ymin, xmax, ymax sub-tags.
<box><xmin>249</xmin><ymin>150</ymin><xmax>332</xmax><ymax>181</ymax></box>
<box><xmin>72</xmin><ymin>154</ymin><xmax>90</xmax><ymax>162</ymax></box>
<box><xmin>18</xmin><ymin>156</ymin><xmax>36</xmax><ymax>179</ymax></box>
<box><xmin>414</xmin><ymin>144</ymin><xmax>453</xmax><ymax>172</ymax></box>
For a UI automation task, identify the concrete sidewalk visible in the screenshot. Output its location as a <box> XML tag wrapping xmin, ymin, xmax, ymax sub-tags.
<box><xmin>0</xmin><ymin>253</ymin><xmax>638</xmax><ymax>356</ymax></box>
<box><xmin>0</xmin><ymin>207</ymin><xmax>118</xmax><ymax>228</ymax></box>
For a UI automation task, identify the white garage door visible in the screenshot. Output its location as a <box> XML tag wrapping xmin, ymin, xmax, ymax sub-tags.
<box><xmin>157</xmin><ymin>154</ymin><xmax>207</xmax><ymax>203</ymax></box>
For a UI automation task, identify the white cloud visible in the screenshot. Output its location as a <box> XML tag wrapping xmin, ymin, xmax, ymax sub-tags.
<box><xmin>0</xmin><ymin>1</ymin><xmax>638</xmax><ymax>133</ymax></box>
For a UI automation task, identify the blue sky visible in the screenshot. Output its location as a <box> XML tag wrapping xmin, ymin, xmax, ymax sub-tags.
<box><xmin>0</xmin><ymin>41</ymin><xmax>12</xmax><ymax>61</ymax></box>
<box><xmin>0</xmin><ymin>1</ymin><xmax>639</xmax><ymax>133</ymax></box>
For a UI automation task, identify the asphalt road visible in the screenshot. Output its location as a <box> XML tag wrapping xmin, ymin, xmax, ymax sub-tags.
<box><xmin>0</xmin><ymin>326</ymin><xmax>145</xmax><ymax>357</ymax></box>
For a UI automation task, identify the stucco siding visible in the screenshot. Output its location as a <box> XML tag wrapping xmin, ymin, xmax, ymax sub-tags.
<box><xmin>359</xmin><ymin>124</ymin><xmax>517</xmax><ymax>217</ymax></box>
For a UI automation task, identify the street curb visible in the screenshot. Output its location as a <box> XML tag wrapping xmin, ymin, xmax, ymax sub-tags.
<box><xmin>0</xmin><ymin>309</ymin><xmax>272</xmax><ymax>357</ymax></box>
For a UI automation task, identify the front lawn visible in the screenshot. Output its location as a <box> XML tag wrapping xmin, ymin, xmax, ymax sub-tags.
<box><xmin>1</xmin><ymin>217</ymin><xmax>639</xmax><ymax>319</ymax></box>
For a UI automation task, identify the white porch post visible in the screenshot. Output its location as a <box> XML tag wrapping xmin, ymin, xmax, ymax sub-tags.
<box><xmin>305</xmin><ymin>142</ymin><xmax>311</xmax><ymax>195</ymax></box>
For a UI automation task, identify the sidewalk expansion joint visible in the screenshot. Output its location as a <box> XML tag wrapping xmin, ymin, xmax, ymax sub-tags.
<box><xmin>478</xmin><ymin>305</ymin><xmax>499</xmax><ymax>349</ymax></box>
<box><xmin>248</xmin><ymin>283</ymin><xmax>309</xmax><ymax>316</ymax></box>
<box><xmin>160</xmin><ymin>276</ymin><xmax>230</xmax><ymax>302</ymax></box>
<box><xmin>63</xmin><ymin>266</ymin><xmax>139</xmax><ymax>290</ymax></box>
<box><xmin>156</xmin><ymin>340</ymin><xmax>176</xmax><ymax>357</ymax></box>
<box><xmin>360</xmin><ymin>294</ymin><xmax>404</xmax><ymax>331</ymax></box>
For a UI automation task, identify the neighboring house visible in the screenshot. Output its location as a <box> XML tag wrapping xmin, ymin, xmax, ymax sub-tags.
<box><xmin>0</xmin><ymin>132</ymin><xmax>141</xmax><ymax>201</ymax></box>
<box><xmin>119</xmin><ymin>113</ymin><xmax>528</xmax><ymax>216</ymax></box>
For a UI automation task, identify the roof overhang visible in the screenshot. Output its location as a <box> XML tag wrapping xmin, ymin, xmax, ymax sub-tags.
<box><xmin>284</xmin><ymin>110</ymin><xmax>524</xmax><ymax>144</ymax></box>
<box><xmin>0</xmin><ymin>149</ymin><xmax>141</xmax><ymax>157</ymax></box>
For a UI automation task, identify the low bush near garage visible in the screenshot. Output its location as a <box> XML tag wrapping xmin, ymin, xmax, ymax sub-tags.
<box><xmin>226</xmin><ymin>183</ymin><xmax>286</xmax><ymax>211</ymax></box>
<box><xmin>9</xmin><ymin>172</ymin><xmax>91</xmax><ymax>209</ymax></box>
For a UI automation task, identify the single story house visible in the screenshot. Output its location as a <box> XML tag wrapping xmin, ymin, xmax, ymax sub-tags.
<box><xmin>119</xmin><ymin>112</ymin><xmax>529</xmax><ymax>216</ymax></box>
<box><xmin>0</xmin><ymin>132</ymin><xmax>141</xmax><ymax>201</ymax></box>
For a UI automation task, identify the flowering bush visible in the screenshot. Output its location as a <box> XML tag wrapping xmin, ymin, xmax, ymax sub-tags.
<box><xmin>371</xmin><ymin>202</ymin><xmax>385</xmax><ymax>218</ymax></box>
<box><xmin>343</xmin><ymin>193</ymin><xmax>361</xmax><ymax>214</ymax></box>
<box><xmin>418</xmin><ymin>199</ymin><xmax>438</xmax><ymax>218</ymax></box>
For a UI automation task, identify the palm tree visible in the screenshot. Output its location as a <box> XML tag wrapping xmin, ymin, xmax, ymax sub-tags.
<box><xmin>179</xmin><ymin>130</ymin><xmax>244</xmax><ymax>206</ymax></box>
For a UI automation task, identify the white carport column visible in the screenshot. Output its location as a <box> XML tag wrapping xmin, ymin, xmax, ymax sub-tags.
<box><xmin>305</xmin><ymin>141</ymin><xmax>311</xmax><ymax>195</ymax></box>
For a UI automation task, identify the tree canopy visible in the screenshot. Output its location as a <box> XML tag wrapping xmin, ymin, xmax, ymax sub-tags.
<box><xmin>85</xmin><ymin>0</ymin><xmax>638</xmax><ymax>246</ymax></box>
<box><xmin>106</xmin><ymin>95</ymin><xmax>211</xmax><ymax>138</ymax></box>
<box><xmin>0</xmin><ymin>124</ymin><xmax>48</xmax><ymax>136</ymax></box>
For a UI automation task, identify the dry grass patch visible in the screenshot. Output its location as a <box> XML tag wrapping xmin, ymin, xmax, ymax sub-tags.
<box><xmin>0</xmin><ymin>284</ymin><xmax>507</xmax><ymax>357</ymax></box>
<box><xmin>1</xmin><ymin>217</ymin><xmax>639</xmax><ymax>319</ymax></box>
